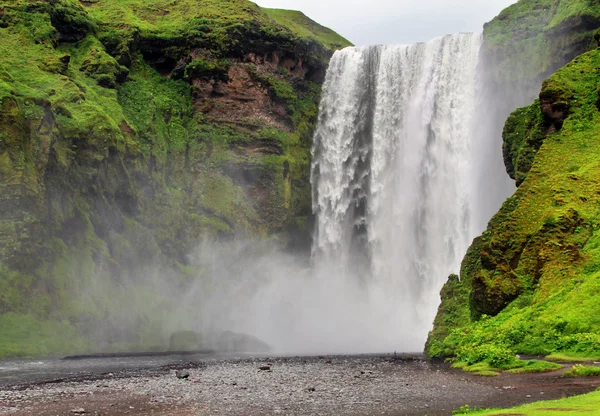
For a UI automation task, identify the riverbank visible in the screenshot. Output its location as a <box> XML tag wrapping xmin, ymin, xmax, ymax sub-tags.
<box><xmin>1</xmin><ymin>355</ymin><xmax>599</xmax><ymax>415</ymax></box>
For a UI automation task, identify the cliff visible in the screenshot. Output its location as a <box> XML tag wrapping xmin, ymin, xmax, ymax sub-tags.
<box><xmin>0</xmin><ymin>0</ymin><xmax>350</xmax><ymax>357</ymax></box>
<box><xmin>483</xmin><ymin>0</ymin><xmax>600</xmax><ymax>99</ymax></box>
<box><xmin>427</xmin><ymin>0</ymin><xmax>600</xmax><ymax>371</ymax></box>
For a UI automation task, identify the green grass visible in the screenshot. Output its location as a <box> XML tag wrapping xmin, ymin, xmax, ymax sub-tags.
<box><xmin>463</xmin><ymin>389</ymin><xmax>600</xmax><ymax>415</ymax></box>
<box><xmin>262</xmin><ymin>8</ymin><xmax>352</xmax><ymax>49</ymax></box>
<box><xmin>547</xmin><ymin>353</ymin><xmax>600</xmax><ymax>362</ymax></box>
<box><xmin>451</xmin><ymin>359</ymin><xmax>562</xmax><ymax>377</ymax></box>
<box><xmin>482</xmin><ymin>0</ymin><xmax>600</xmax><ymax>86</ymax></box>
<box><xmin>0</xmin><ymin>312</ymin><xmax>90</xmax><ymax>358</ymax></box>
<box><xmin>563</xmin><ymin>364</ymin><xmax>600</xmax><ymax>377</ymax></box>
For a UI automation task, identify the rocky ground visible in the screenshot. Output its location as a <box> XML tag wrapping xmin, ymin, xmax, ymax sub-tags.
<box><xmin>0</xmin><ymin>355</ymin><xmax>599</xmax><ymax>416</ymax></box>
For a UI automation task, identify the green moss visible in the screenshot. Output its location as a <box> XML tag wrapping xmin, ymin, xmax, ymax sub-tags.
<box><xmin>503</xmin><ymin>100</ymin><xmax>546</xmax><ymax>185</ymax></box>
<box><xmin>0</xmin><ymin>312</ymin><xmax>90</xmax><ymax>358</ymax></box>
<box><xmin>428</xmin><ymin>48</ymin><xmax>600</xmax><ymax>365</ymax></box>
<box><xmin>547</xmin><ymin>352</ymin><xmax>600</xmax><ymax>362</ymax></box>
<box><xmin>563</xmin><ymin>364</ymin><xmax>600</xmax><ymax>377</ymax></box>
<box><xmin>0</xmin><ymin>0</ymin><xmax>341</xmax><ymax>358</ymax></box>
<box><xmin>483</xmin><ymin>0</ymin><xmax>600</xmax><ymax>85</ymax></box>
<box><xmin>469</xmin><ymin>389</ymin><xmax>600</xmax><ymax>415</ymax></box>
<box><xmin>185</xmin><ymin>58</ymin><xmax>230</xmax><ymax>81</ymax></box>
<box><xmin>261</xmin><ymin>8</ymin><xmax>352</xmax><ymax>50</ymax></box>
<box><xmin>505</xmin><ymin>360</ymin><xmax>563</xmax><ymax>374</ymax></box>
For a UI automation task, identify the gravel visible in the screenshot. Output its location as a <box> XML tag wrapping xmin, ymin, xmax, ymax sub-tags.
<box><xmin>1</xmin><ymin>355</ymin><xmax>598</xmax><ymax>416</ymax></box>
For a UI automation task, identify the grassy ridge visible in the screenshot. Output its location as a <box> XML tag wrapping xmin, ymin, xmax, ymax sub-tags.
<box><xmin>262</xmin><ymin>8</ymin><xmax>351</xmax><ymax>50</ymax></box>
<box><xmin>483</xmin><ymin>0</ymin><xmax>600</xmax><ymax>84</ymax></box>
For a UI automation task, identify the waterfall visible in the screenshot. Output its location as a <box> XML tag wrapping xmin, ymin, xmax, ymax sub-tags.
<box><xmin>185</xmin><ymin>33</ymin><xmax>512</xmax><ymax>354</ymax></box>
<box><xmin>311</xmin><ymin>33</ymin><xmax>489</xmax><ymax>341</ymax></box>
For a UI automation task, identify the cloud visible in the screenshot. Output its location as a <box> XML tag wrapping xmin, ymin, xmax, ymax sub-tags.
<box><xmin>253</xmin><ymin>0</ymin><xmax>517</xmax><ymax>45</ymax></box>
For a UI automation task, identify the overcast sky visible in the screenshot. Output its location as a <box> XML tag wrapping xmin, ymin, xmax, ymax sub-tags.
<box><xmin>254</xmin><ymin>0</ymin><xmax>518</xmax><ymax>45</ymax></box>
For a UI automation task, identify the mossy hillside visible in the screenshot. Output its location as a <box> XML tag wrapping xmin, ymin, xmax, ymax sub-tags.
<box><xmin>81</xmin><ymin>0</ymin><xmax>349</xmax><ymax>79</ymax></box>
<box><xmin>0</xmin><ymin>0</ymin><xmax>345</xmax><ymax>357</ymax></box>
<box><xmin>427</xmin><ymin>48</ymin><xmax>600</xmax><ymax>364</ymax></box>
<box><xmin>262</xmin><ymin>8</ymin><xmax>352</xmax><ymax>50</ymax></box>
<box><xmin>483</xmin><ymin>0</ymin><xmax>600</xmax><ymax>87</ymax></box>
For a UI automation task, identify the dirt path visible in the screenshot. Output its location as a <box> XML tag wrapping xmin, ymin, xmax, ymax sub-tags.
<box><xmin>1</xmin><ymin>355</ymin><xmax>598</xmax><ymax>416</ymax></box>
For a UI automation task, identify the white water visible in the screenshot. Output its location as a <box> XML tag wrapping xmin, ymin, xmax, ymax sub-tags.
<box><xmin>311</xmin><ymin>33</ymin><xmax>492</xmax><ymax>347</ymax></box>
<box><xmin>114</xmin><ymin>33</ymin><xmax>513</xmax><ymax>355</ymax></box>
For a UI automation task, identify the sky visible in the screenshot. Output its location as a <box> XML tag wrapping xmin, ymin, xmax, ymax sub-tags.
<box><xmin>253</xmin><ymin>0</ymin><xmax>518</xmax><ymax>46</ymax></box>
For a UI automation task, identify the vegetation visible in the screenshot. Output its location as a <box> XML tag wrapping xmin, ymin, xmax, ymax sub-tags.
<box><xmin>0</xmin><ymin>0</ymin><xmax>347</xmax><ymax>358</ymax></box>
<box><xmin>563</xmin><ymin>364</ymin><xmax>600</xmax><ymax>377</ymax></box>
<box><xmin>451</xmin><ymin>356</ymin><xmax>561</xmax><ymax>377</ymax></box>
<box><xmin>456</xmin><ymin>389</ymin><xmax>600</xmax><ymax>415</ymax></box>
<box><xmin>262</xmin><ymin>8</ymin><xmax>352</xmax><ymax>50</ymax></box>
<box><xmin>428</xmin><ymin>44</ymin><xmax>600</xmax><ymax>368</ymax></box>
<box><xmin>483</xmin><ymin>0</ymin><xmax>600</xmax><ymax>86</ymax></box>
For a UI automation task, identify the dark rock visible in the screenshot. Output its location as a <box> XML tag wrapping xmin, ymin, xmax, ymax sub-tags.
<box><xmin>307</xmin><ymin>387</ymin><xmax>316</xmax><ymax>392</ymax></box>
<box><xmin>175</xmin><ymin>370</ymin><xmax>190</xmax><ymax>379</ymax></box>
<box><xmin>49</xmin><ymin>0</ymin><xmax>95</xmax><ymax>43</ymax></box>
<box><xmin>259</xmin><ymin>365</ymin><xmax>271</xmax><ymax>371</ymax></box>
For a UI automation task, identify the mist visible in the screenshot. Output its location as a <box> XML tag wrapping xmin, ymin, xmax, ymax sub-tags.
<box><xmin>72</xmin><ymin>33</ymin><xmax>523</xmax><ymax>357</ymax></box>
<box><xmin>183</xmin><ymin>240</ymin><xmax>424</xmax><ymax>353</ymax></box>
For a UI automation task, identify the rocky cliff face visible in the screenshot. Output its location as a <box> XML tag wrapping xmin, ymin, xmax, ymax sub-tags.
<box><xmin>427</xmin><ymin>0</ymin><xmax>600</xmax><ymax>366</ymax></box>
<box><xmin>0</xmin><ymin>0</ymin><xmax>350</xmax><ymax>357</ymax></box>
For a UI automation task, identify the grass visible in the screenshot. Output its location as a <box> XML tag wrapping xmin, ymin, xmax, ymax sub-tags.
<box><xmin>451</xmin><ymin>359</ymin><xmax>562</xmax><ymax>377</ymax></box>
<box><xmin>547</xmin><ymin>353</ymin><xmax>600</xmax><ymax>362</ymax></box>
<box><xmin>460</xmin><ymin>389</ymin><xmax>600</xmax><ymax>415</ymax></box>
<box><xmin>261</xmin><ymin>8</ymin><xmax>352</xmax><ymax>50</ymax></box>
<box><xmin>482</xmin><ymin>0</ymin><xmax>600</xmax><ymax>86</ymax></box>
<box><xmin>563</xmin><ymin>364</ymin><xmax>600</xmax><ymax>377</ymax></box>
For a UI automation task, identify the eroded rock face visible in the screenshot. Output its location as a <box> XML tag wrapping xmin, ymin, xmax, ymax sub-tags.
<box><xmin>192</xmin><ymin>63</ymin><xmax>290</xmax><ymax>131</ymax></box>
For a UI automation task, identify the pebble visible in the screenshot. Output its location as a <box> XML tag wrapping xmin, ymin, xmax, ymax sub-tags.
<box><xmin>0</xmin><ymin>357</ymin><xmax>514</xmax><ymax>415</ymax></box>
<box><xmin>175</xmin><ymin>370</ymin><xmax>190</xmax><ymax>379</ymax></box>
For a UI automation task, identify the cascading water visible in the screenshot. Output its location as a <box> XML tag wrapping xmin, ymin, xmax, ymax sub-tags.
<box><xmin>182</xmin><ymin>33</ymin><xmax>513</xmax><ymax>354</ymax></box>
<box><xmin>311</xmin><ymin>33</ymin><xmax>490</xmax><ymax>341</ymax></box>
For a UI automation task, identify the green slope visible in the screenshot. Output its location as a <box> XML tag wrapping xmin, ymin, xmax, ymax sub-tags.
<box><xmin>428</xmin><ymin>30</ymin><xmax>600</xmax><ymax>369</ymax></box>
<box><xmin>0</xmin><ymin>0</ymin><xmax>347</xmax><ymax>358</ymax></box>
<box><xmin>483</xmin><ymin>0</ymin><xmax>600</xmax><ymax>85</ymax></box>
<box><xmin>262</xmin><ymin>8</ymin><xmax>352</xmax><ymax>50</ymax></box>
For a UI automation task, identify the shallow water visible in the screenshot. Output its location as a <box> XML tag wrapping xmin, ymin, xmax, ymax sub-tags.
<box><xmin>0</xmin><ymin>353</ymin><xmax>219</xmax><ymax>386</ymax></box>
